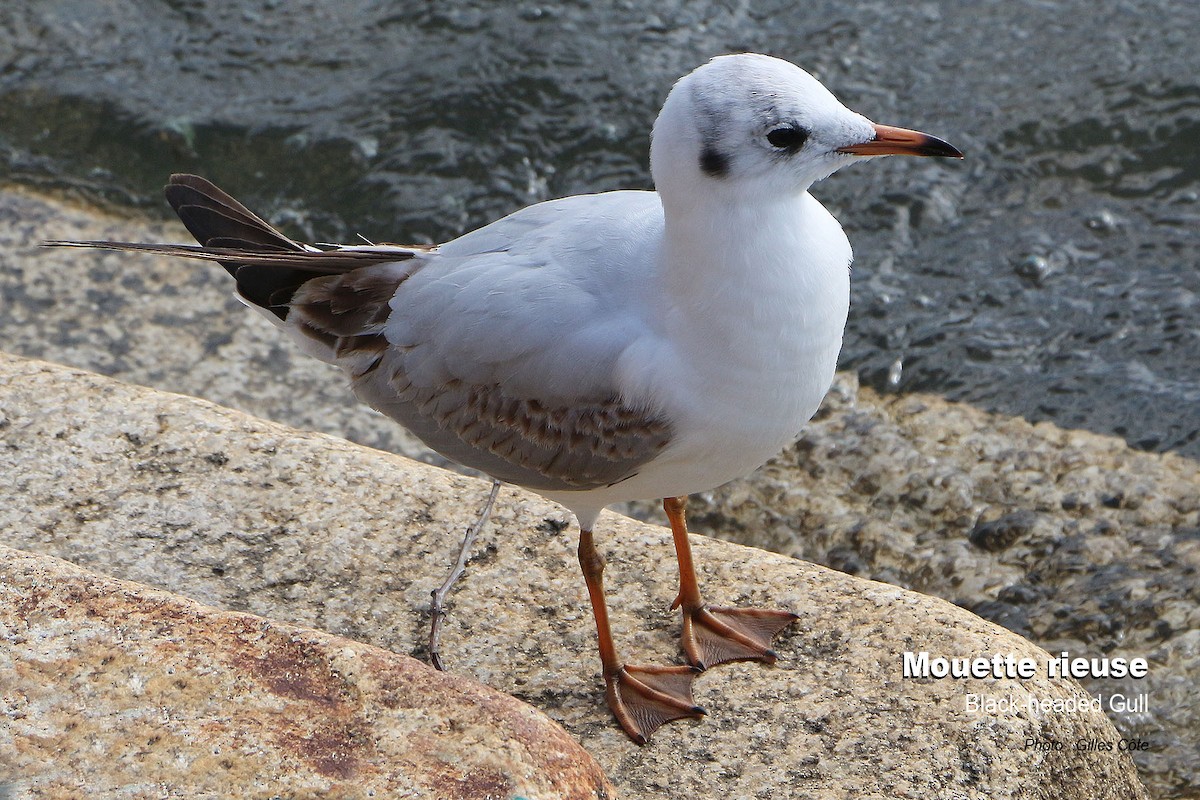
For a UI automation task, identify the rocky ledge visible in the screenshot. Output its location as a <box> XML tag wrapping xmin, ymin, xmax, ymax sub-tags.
<box><xmin>0</xmin><ymin>544</ymin><xmax>612</xmax><ymax>799</ymax></box>
<box><xmin>658</xmin><ymin>374</ymin><xmax>1200</xmax><ymax>797</ymax></box>
<box><xmin>0</xmin><ymin>353</ymin><xmax>1147</xmax><ymax>799</ymax></box>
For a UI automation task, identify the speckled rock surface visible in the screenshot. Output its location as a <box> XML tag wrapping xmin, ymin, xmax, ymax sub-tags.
<box><xmin>4</xmin><ymin>185</ymin><xmax>1193</xmax><ymax>794</ymax></box>
<box><xmin>0</xmin><ymin>354</ymin><xmax>1148</xmax><ymax>799</ymax></box>
<box><xmin>0</xmin><ymin>546</ymin><xmax>613</xmax><ymax>800</ymax></box>
<box><xmin>644</xmin><ymin>373</ymin><xmax>1200</xmax><ymax>797</ymax></box>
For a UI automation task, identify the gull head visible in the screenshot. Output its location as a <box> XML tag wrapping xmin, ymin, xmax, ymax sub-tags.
<box><xmin>650</xmin><ymin>53</ymin><xmax>961</xmax><ymax>204</ymax></box>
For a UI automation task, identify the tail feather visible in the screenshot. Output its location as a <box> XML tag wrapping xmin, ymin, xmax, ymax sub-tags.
<box><xmin>206</xmin><ymin>237</ymin><xmax>296</xmax><ymax>252</ymax></box>
<box><xmin>167</xmin><ymin>202</ymin><xmax>303</xmax><ymax>261</ymax></box>
<box><xmin>44</xmin><ymin>174</ymin><xmax>419</xmax><ymax>320</ymax></box>
<box><xmin>164</xmin><ymin>174</ymin><xmax>304</xmax><ymax>254</ymax></box>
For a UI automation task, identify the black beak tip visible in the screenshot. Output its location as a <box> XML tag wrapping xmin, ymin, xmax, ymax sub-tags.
<box><xmin>925</xmin><ymin>135</ymin><xmax>965</xmax><ymax>159</ymax></box>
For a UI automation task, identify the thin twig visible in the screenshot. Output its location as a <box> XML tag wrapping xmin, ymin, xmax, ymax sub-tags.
<box><xmin>429</xmin><ymin>479</ymin><xmax>502</xmax><ymax>671</ymax></box>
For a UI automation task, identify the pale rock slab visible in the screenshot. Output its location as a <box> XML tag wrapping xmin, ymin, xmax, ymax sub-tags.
<box><xmin>0</xmin><ymin>353</ymin><xmax>1148</xmax><ymax>799</ymax></box>
<box><xmin>0</xmin><ymin>544</ymin><xmax>613</xmax><ymax>800</ymax></box>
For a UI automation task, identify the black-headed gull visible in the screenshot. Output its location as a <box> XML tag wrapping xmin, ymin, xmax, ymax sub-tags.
<box><xmin>49</xmin><ymin>53</ymin><xmax>962</xmax><ymax>743</ymax></box>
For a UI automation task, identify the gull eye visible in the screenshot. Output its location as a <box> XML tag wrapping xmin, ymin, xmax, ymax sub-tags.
<box><xmin>766</xmin><ymin>126</ymin><xmax>808</xmax><ymax>150</ymax></box>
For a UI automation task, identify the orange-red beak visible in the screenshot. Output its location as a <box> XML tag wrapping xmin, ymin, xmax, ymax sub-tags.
<box><xmin>837</xmin><ymin>124</ymin><xmax>963</xmax><ymax>158</ymax></box>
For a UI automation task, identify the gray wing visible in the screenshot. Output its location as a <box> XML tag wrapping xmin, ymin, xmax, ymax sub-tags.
<box><xmin>48</xmin><ymin>175</ymin><xmax>672</xmax><ymax>490</ymax></box>
<box><xmin>288</xmin><ymin>193</ymin><xmax>674</xmax><ymax>491</ymax></box>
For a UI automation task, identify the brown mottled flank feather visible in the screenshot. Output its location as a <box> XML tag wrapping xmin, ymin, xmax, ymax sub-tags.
<box><xmin>370</xmin><ymin>363</ymin><xmax>673</xmax><ymax>490</ymax></box>
<box><xmin>46</xmin><ymin>174</ymin><xmax>673</xmax><ymax>490</ymax></box>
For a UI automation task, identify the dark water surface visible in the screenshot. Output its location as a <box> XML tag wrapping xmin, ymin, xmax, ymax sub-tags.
<box><xmin>1</xmin><ymin>0</ymin><xmax>1198</xmax><ymax>458</ymax></box>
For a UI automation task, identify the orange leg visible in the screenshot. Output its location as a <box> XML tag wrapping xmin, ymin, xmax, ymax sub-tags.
<box><xmin>578</xmin><ymin>527</ymin><xmax>704</xmax><ymax>744</ymax></box>
<box><xmin>664</xmin><ymin>496</ymin><xmax>799</xmax><ymax>669</ymax></box>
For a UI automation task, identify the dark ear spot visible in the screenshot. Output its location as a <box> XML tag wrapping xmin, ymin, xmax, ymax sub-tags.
<box><xmin>699</xmin><ymin>147</ymin><xmax>730</xmax><ymax>178</ymax></box>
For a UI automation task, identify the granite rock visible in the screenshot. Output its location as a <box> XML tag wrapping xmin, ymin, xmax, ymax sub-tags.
<box><xmin>0</xmin><ymin>545</ymin><xmax>613</xmax><ymax>800</ymax></box>
<box><xmin>4</xmin><ymin>185</ymin><xmax>1192</xmax><ymax>794</ymax></box>
<box><xmin>0</xmin><ymin>353</ymin><xmax>1148</xmax><ymax>799</ymax></box>
<box><xmin>646</xmin><ymin>372</ymin><xmax>1200</xmax><ymax>797</ymax></box>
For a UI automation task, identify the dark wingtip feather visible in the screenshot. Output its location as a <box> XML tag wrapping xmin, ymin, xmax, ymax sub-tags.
<box><xmin>164</xmin><ymin>179</ymin><xmax>303</xmax><ymax>253</ymax></box>
<box><xmin>48</xmin><ymin>175</ymin><xmax>418</xmax><ymax>323</ymax></box>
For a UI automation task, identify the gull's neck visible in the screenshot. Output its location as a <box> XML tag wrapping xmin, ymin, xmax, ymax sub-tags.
<box><xmin>650</xmin><ymin>185</ymin><xmax>852</xmax><ymax>435</ymax></box>
<box><xmin>657</xmin><ymin>186</ymin><xmax>848</xmax><ymax>325</ymax></box>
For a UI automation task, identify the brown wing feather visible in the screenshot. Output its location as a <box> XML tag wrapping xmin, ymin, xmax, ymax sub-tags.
<box><xmin>287</xmin><ymin>267</ymin><xmax>409</xmax><ymax>377</ymax></box>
